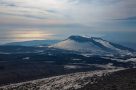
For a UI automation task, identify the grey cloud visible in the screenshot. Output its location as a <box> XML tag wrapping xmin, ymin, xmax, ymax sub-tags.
<box><xmin>0</xmin><ymin>0</ymin><xmax>61</xmax><ymax>19</ymax></box>
<box><xmin>68</xmin><ymin>0</ymin><xmax>122</xmax><ymax>5</ymax></box>
<box><xmin>114</xmin><ymin>16</ymin><xmax>136</xmax><ymax>21</ymax></box>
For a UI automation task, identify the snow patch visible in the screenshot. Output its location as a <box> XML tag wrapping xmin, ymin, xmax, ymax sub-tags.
<box><xmin>22</xmin><ymin>57</ymin><xmax>30</xmax><ymax>60</ymax></box>
<box><xmin>111</xmin><ymin>58</ymin><xmax>136</xmax><ymax>63</ymax></box>
<box><xmin>64</xmin><ymin>65</ymin><xmax>83</xmax><ymax>69</ymax></box>
<box><xmin>72</xmin><ymin>58</ymin><xmax>82</xmax><ymax>61</ymax></box>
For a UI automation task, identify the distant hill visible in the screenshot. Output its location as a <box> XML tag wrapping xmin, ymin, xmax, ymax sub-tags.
<box><xmin>118</xmin><ymin>42</ymin><xmax>136</xmax><ymax>50</ymax></box>
<box><xmin>4</xmin><ymin>40</ymin><xmax>60</xmax><ymax>47</ymax></box>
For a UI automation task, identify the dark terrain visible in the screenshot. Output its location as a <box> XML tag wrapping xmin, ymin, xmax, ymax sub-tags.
<box><xmin>0</xmin><ymin>45</ymin><xmax>135</xmax><ymax>86</ymax></box>
<box><xmin>77</xmin><ymin>68</ymin><xmax>136</xmax><ymax>90</ymax></box>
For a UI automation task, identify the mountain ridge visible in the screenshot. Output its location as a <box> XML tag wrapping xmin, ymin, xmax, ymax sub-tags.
<box><xmin>4</xmin><ymin>40</ymin><xmax>60</xmax><ymax>47</ymax></box>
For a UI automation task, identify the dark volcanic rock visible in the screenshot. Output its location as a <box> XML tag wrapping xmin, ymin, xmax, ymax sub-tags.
<box><xmin>78</xmin><ymin>69</ymin><xmax>136</xmax><ymax>90</ymax></box>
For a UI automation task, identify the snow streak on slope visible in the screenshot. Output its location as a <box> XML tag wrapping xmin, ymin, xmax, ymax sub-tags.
<box><xmin>93</xmin><ymin>38</ymin><xmax>133</xmax><ymax>55</ymax></box>
<box><xmin>0</xmin><ymin>69</ymin><xmax>123</xmax><ymax>90</ymax></box>
<box><xmin>93</xmin><ymin>38</ymin><xmax>119</xmax><ymax>50</ymax></box>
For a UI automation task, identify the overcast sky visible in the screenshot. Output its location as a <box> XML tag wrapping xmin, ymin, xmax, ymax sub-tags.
<box><xmin>0</xmin><ymin>0</ymin><xmax>136</xmax><ymax>44</ymax></box>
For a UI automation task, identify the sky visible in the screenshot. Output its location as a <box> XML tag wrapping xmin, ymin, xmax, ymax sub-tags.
<box><xmin>0</xmin><ymin>0</ymin><xmax>136</xmax><ymax>44</ymax></box>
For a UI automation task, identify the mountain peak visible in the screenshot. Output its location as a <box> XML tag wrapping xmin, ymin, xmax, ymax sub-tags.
<box><xmin>68</xmin><ymin>35</ymin><xmax>89</xmax><ymax>39</ymax></box>
<box><xmin>91</xmin><ymin>37</ymin><xmax>103</xmax><ymax>40</ymax></box>
<box><xmin>68</xmin><ymin>35</ymin><xmax>104</xmax><ymax>43</ymax></box>
<box><xmin>68</xmin><ymin>35</ymin><xmax>92</xmax><ymax>42</ymax></box>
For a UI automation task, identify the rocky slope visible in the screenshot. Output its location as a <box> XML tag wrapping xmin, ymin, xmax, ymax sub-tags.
<box><xmin>1</xmin><ymin>69</ymin><xmax>136</xmax><ymax>90</ymax></box>
<box><xmin>78</xmin><ymin>68</ymin><xmax>136</xmax><ymax>90</ymax></box>
<box><xmin>0</xmin><ymin>69</ymin><xmax>121</xmax><ymax>90</ymax></box>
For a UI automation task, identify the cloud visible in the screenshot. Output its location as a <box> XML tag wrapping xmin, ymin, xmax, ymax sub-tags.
<box><xmin>67</xmin><ymin>0</ymin><xmax>136</xmax><ymax>24</ymax></box>
<box><xmin>0</xmin><ymin>0</ymin><xmax>70</xmax><ymax>20</ymax></box>
<box><xmin>0</xmin><ymin>0</ymin><xmax>136</xmax><ymax>25</ymax></box>
<box><xmin>114</xmin><ymin>16</ymin><xmax>136</xmax><ymax>21</ymax></box>
<box><xmin>0</xmin><ymin>0</ymin><xmax>136</xmax><ymax>43</ymax></box>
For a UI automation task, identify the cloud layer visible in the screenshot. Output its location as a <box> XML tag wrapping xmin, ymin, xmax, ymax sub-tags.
<box><xmin>0</xmin><ymin>0</ymin><xmax>136</xmax><ymax>43</ymax></box>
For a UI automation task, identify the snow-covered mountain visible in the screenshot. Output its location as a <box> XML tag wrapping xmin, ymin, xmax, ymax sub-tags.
<box><xmin>4</xmin><ymin>40</ymin><xmax>60</xmax><ymax>47</ymax></box>
<box><xmin>50</xmin><ymin>35</ymin><xmax>135</xmax><ymax>56</ymax></box>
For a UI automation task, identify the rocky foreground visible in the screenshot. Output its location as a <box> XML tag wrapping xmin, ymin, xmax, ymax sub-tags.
<box><xmin>78</xmin><ymin>68</ymin><xmax>136</xmax><ymax>90</ymax></box>
<box><xmin>0</xmin><ymin>69</ymin><xmax>121</xmax><ymax>90</ymax></box>
<box><xmin>1</xmin><ymin>68</ymin><xmax>136</xmax><ymax>90</ymax></box>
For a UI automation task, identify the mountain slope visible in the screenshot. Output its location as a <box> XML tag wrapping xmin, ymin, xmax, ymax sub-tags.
<box><xmin>78</xmin><ymin>68</ymin><xmax>136</xmax><ymax>90</ymax></box>
<box><xmin>0</xmin><ymin>69</ymin><xmax>120</xmax><ymax>90</ymax></box>
<box><xmin>50</xmin><ymin>36</ymin><xmax>135</xmax><ymax>56</ymax></box>
<box><xmin>1</xmin><ymin>68</ymin><xmax>136</xmax><ymax>90</ymax></box>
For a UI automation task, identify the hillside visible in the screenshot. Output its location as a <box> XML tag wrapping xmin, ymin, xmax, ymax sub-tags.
<box><xmin>0</xmin><ymin>69</ymin><xmax>121</xmax><ymax>90</ymax></box>
<box><xmin>1</xmin><ymin>69</ymin><xmax>136</xmax><ymax>90</ymax></box>
<box><xmin>78</xmin><ymin>68</ymin><xmax>136</xmax><ymax>90</ymax></box>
